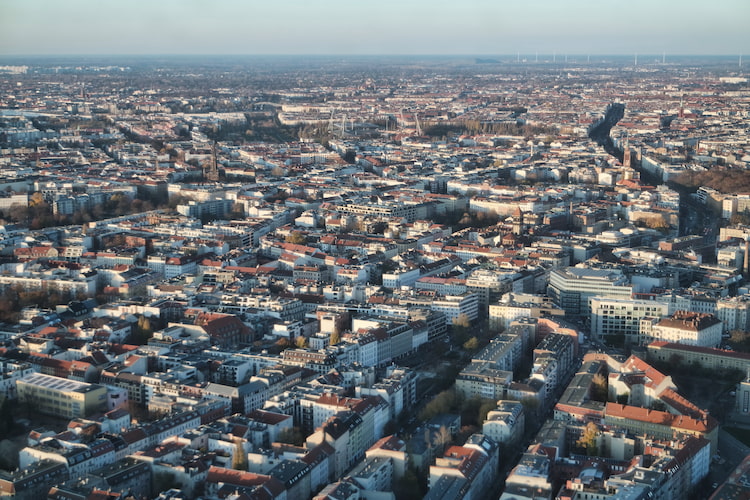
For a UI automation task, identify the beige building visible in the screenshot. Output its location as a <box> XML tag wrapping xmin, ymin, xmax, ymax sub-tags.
<box><xmin>16</xmin><ymin>373</ymin><xmax>108</xmax><ymax>418</ymax></box>
<box><xmin>644</xmin><ymin>311</ymin><xmax>722</xmax><ymax>347</ymax></box>
<box><xmin>646</xmin><ymin>341</ymin><xmax>750</xmax><ymax>374</ymax></box>
<box><xmin>490</xmin><ymin>293</ymin><xmax>564</xmax><ymax>332</ymax></box>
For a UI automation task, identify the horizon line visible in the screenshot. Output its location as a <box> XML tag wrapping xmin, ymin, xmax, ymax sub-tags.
<box><xmin>0</xmin><ymin>53</ymin><xmax>745</xmax><ymax>58</ymax></box>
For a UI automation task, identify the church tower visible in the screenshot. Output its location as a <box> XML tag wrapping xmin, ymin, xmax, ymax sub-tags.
<box><xmin>512</xmin><ymin>206</ymin><xmax>524</xmax><ymax>236</ymax></box>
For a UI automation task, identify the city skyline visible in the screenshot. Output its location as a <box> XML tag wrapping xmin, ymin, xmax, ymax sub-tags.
<box><xmin>1</xmin><ymin>0</ymin><xmax>749</xmax><ymax>57</ymax></box>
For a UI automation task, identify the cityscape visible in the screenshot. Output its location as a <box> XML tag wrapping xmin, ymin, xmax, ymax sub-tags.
<box><xmin>1</xmin><ymin>3</ymin><xmax>750</xmax><ymax>500</ymax></box>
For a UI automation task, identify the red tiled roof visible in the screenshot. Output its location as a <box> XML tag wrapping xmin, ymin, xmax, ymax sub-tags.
<box><xmin>605</xmin><ymin>403</ymin><xmax>717</xmax><ymax>433</ymax></box>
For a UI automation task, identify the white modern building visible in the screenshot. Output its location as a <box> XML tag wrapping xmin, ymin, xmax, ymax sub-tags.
<box><xmin>548</xmin><ymin>266</ymin><xmax>633</xmax><ymax>316</ymax></box>
<box><xmin>590</xmin><ymin>297</ymin><xmax>669</xmax><ymax>343</ymax></box>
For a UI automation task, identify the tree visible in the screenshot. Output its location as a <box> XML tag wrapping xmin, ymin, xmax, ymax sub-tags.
<box><xmin>729</xmin><ymin>329</ymin><xmax>750</xmax><ymax>350</ymax></box>
<box><xmin>285</xmin><ymin>231</ymin><xmax>307</xmax><ymax>245</ymax></box>
<box><xmin>463</xmin><ymin>336</ymin><xmax>479</xmax><ymax>351</ymax></box>
<box><xmin>591</xmin><ymin>373</ymin><xmax>608</xmax><ymax>402</ymax></box>
<box><xmin>329</xmin><ymin>331</ymin><xmax>341</xmax><ymax>346</ymax></box>
<box><xmin>394</xmin><ymin>467</ymin><xmax>423</xmax><ymax>500</ymax></box>
<box><xmin>275</xmin><ymin>337</ymin><xmax>291</xmax><ymax>350</ymax></box>
<box><xmin>277</xmin><ymin>427</ymin><xmax>305</xmax><ymax>446</ymax></box>
<box><xmin>419</xmin><ymin>389</ymin><xmax>462</xmax><ymax>422</ymax></box>
<box><xmin>644</xmin><ymin>217</ymin><xmax>670</xmax><ymax>232</ymax></box>
<box><xmin>0</xmin><ymin>395</ymin><xmax>14</xmax><ymax>438</ymax></box>
<box><xmin>133</xmin><ymin>316</ymin><xmax>153</xmax><ymax>345</ymax></box>
<box><xmin>478</xmin><ymin>399</ymin><xmax>497</xmax><ymax>425</ymax></box>
<box><xmin>452</xmin><ymin>313</ymin><xmax>471</xmax><ymax>343</ymax></box>
<box><xmin>576</xmin><ymin>422</ymin><xmax>599</xmax><ymax>456</ymax></box>
<box><xmin>433</xmin><ymin>425</ymin><xmax>452</xmax><ymax>454</ymax></box>
<box><xmin>232</xmin><ymin>440</ymin><xmax>248</xmax><ymax>471</ymax></box>
<box><xmin>295</xmin><ymin>336</ymin><xmax>309</xmax><ymax>349</ymax></box>
<box><xmin>342</xmin><ymin>150</ymin><xmax>356</xmax><ymax>163</ymax></box>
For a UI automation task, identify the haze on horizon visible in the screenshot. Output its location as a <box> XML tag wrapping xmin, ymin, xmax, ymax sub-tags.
<box><xmin>1</xmin><ymin>0</ymin><xmax>748</xmax><ymax>57</ymax></box>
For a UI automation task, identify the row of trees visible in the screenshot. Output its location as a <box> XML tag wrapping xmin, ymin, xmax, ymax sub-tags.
<box><xmin>0</xmin><ymin>285</ymin><xmax>85</xmax><ymax>324</ymax></box>
<box><xmin>418</xmin><ymin>388</ymin><xmax>497</xmax><ymax>429</ymax></box>
<box><xmin>672</xmin><ymin>168</ymin><xmax>750</xmax><ymax>194</ymax></box>
<box><xmin>423</xmin><ymin>120</ymin><xmax>558</xmax><ymax>140</ymax></box>
<box><xmin>0</xmin><ymin>189</ymin><xmax>196</xmax><ymax>230</ymax></box>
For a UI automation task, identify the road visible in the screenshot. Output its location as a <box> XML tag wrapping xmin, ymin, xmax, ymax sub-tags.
<box><xmin>706</xmin><ymin>429</ymin><xmax>750</xmax><ymax>494</ymax></box>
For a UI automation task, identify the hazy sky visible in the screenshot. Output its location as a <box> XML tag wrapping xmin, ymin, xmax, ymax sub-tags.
<box><xmin>1</xmin><ymin>0</ymin><xmax>748</xmax><ymax>56</ymax></box>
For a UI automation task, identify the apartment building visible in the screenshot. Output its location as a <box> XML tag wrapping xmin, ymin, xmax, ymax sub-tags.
<box><xmin>644</xmin><ymin>311</ymin><xmax>723</xmax><ymax>347</ymax></box>
<box><xmin>490</xmin><ymin>293</ymin><xmax>565</xmax><ymax>332</ymax></box>
<box><xmin>590</xmin><ymin>297</ymin><xmax>669</xmax><ymax>343</ymax></box>
<box><xmin>646</xmin><ymin>341</ymin><xmax>750</xmax><ymax>374</ymax></box>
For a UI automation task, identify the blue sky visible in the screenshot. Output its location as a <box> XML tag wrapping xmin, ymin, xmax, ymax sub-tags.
<box><xmin>1</xmin><ymin>0</ymin><xmax>748</xmax><ymax>56</ymax></box>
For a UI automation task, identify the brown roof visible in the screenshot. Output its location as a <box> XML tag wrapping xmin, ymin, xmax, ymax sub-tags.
<box><xmin>656</xmin><ymin>311</ymin><xmax>721</xmax><ymax>331</ymax></box>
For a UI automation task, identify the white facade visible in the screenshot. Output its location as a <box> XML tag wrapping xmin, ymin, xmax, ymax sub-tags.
<box><xmin>590</xmin><ymin>297</ymin><xmax>669</xmax><ymax>343</ymax></box>
<box><xmin>645</xmin><ymin>313</ymin><xmax>723</xmax><ymax>347</ymax></box>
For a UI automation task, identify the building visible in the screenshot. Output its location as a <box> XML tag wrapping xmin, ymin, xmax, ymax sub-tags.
<box><xmin>16</xmin><ymin>373</ymin><xmax>108</xmax><ymax>418</ymax></box>
<box><xmin>603</xmin><ymin>403</ymin><xmax>718</xmax><ymax>452</ymax></box>
<box><xmin>482</xmin><ymin>400</ymin><xmax>525</xmax><ymax>446</ymax></box>
<box><xmin>646</xmin><ymin>341</ymin><xmax>750</xmax><ymax>374</ymax></box>
<box><xmin>645</xmin><ymin>311</ymin><xmax>723</xmax><ymax>347</ymax></box>
<box><xmin>548</xmin><ymin>266</ymin><xmax>633</xmax><ymax>316</ymax></box>
<box><xmin>590</xmin><ymin>297</ymin><xmax>669</xmax><ymax>344</ymax></box>
<box><xmin>456</xmin><ymin>362</ymin><xmax>512</xmax><ymax>401</ymax></box>
<box><xmin>425</xmin><ymin>434</ymin><xmax>499</xmax><ymax>500</ymax></box>
<box><xmin>716</xmin><ymin>295</ymin><xmax>750</xmax><ymax>333</ymax></box>
<box><xmin>734</xmin><ymin>373</ymin><xmax>750</xmax><ymax>416</ymax></box>
<box><xmin>0</xmin><ymin>459</ymin><xmax>69</xmax><ymax>500</ymax></box>
<box><xmin>490</xmin><ymin>293</ymin><xmax>564</xmax><ymax>332</ymax></box>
